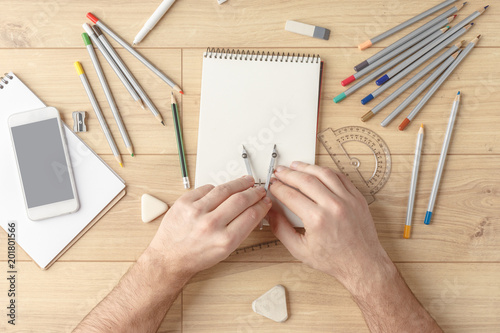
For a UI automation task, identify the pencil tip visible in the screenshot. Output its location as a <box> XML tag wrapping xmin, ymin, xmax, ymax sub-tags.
<box><xmin>161</xmin><ymin>121</ymin><xmax>165</xmax><ymax>126</ymax></box>
<box><xmin>131</xmin><ymin>153</ymin><xmax>135</xmax><ymax>157</ymax></box>
<box><xmin>179</xmin><ymin>91</ymin><xmax>184</xmax><ymax>95</ymax></box>
<box><xmin>457</xmin><ymin>91</ymin><xmax>461</xmax><ymax>95</ymax></box>
<box><xmin>421</xmin><ymin>123</ymin><xmax>424</xmax><ymax>128</ymax></box>
<box><xmin>485</xmin><ymin>5</ymin><xmax>489</xmax><ymax>10</ymax></box>
<box><xmin>119</xmin><ymin>163</ymin><xmax>123</xmax><ymax>168</ymax></box>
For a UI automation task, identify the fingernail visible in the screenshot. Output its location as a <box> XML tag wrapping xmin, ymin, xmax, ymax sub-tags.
<box><xmin>256</xmin><ymin>186</ymin><xmax>266</xmax><ymax>192</ymax></box>
<box><xmin>263</xmin><ymin>196</ymin><xmax>272</xmax><ymax>204</ymax></box>
<box><xmin>270</xmin><ymin>178</ymin><xmax>278</xmax><ymax>185</ymax></box>
<box><xmin>290</xmin><ymin>161</ymin><xmax>300</xmax><ymax>169</ymax></box>
<box><xmin>243</xmin><ymin>175</ymin><xmax>254</xmax><ymax>183</ymax></box>
<box><xmin>275</xmin><ymin>165</ymin><xmax>285</xmax><ymax>173</ymax></box>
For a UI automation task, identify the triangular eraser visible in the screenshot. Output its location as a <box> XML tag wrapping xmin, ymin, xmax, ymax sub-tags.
<box><xmin>141</xmin><ymin>194</ymin><xmax>168</xmax><ymax>223</ymax></box>
<box><xmin>252</xmin><ymin>284</ymin><xmax>288</xmax><ymax>322</ymax></box>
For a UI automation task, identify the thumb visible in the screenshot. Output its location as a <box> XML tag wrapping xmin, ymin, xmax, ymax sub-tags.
<box><xmin>268</xmin><ymin>208</ymin><xmax>305</xmax><ymax>261</ymax></box>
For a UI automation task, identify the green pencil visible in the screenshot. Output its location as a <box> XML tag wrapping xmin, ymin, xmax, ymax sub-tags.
<box><xmin>171</xmin><ymin>92</ymin><xmax>190</xmax><ymax>189</ymax></box>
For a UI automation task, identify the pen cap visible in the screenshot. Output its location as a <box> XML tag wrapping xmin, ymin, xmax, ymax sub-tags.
<box><xmin>82</xmin><ymin>33</ymin><xmax>91</xmax><ymax>46</ymax></box>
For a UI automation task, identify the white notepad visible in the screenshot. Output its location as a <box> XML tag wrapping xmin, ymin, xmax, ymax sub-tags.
<box><xmin>195</xmin><ymin>50</ymin><xmax>323</xmax><ymax>227</ymax></box>
<box><xmin>0</xmin><ymin>73</ymin><xmax>126</xmax><ymax>269</ymax></box>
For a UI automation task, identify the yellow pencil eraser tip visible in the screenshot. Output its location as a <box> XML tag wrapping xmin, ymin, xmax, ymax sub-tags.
<box><xmin>358</xmin><ymin>40</ymin><xmax>372</xmax><ymax>51</ymax></box>
<box><xmin>74</xmin><ymin>61</ymin><xmax>84</xmax><ymax>75</ymax></box>
<box><xmin>403</xmin><ymin>225</ymin><xmax>411</xmax><ymax>239</ymax></box>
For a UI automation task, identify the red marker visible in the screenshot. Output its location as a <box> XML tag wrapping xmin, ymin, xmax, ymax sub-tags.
<box><xmin>86</xmin><ymin>12</ymin><xmax>183</xmax><ymax>94</ymax></box>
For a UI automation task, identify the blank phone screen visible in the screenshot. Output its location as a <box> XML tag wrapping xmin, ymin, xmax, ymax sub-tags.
<box><xmin>11</xmin><ymin>118</ymin><xmax>74</xmax><ymax>208</ymax></box>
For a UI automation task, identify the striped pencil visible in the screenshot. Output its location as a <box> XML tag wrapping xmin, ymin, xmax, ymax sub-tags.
<box><xmin>399</xmin><ymin>35</ymin><xmax>480</xmax><ymax>131</ymax></box>
<box><xmin>354</xmin><ymin>2</ymin><xmax>466</xmax><ymax>72</ymax></box>
<box><xmin>424</xmin><ymin>92</ymin><xmax>461</xmax><ymax>225</ymax></box>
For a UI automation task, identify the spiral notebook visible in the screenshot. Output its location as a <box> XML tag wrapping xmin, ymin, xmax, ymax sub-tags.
<box><xmin>0</xmin><ymin>72</ymin><xmax>126</xmax><ymax>269</ymax></box>
<box><xmin>195</xmin><ymin>49</ymin><xmax>324</xmax><ymax>227</ymax></box>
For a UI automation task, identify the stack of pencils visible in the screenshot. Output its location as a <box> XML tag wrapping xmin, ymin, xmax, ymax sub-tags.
<box><xmin>333</xmin><ymin>0</ymin><xmax>489</xmax><ymax>131</ymax></box>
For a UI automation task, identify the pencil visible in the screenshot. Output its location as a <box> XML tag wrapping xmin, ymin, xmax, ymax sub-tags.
<box><xmin>361</xmin><ymin>40</ymin><xmax>464</xmax><ymax>111</ymax></box>
<box><xmin>379</xmin><ymin>50</ymin><xmax>460</xmax><ymax>127</ymax></box>
<box><xmin>404</xmin><ymin>124</ymin><xmax>424</xmax><ymax>239</ymax></box>
<box><xmin>342</xmin><ymin>18</ymin><xmax>453</xmax><ymax>87</ymax></box>
<box><xmin>334</xmin><ymin>27</ymin><xmax>447</xmax><ymax>103</ymax></box>
<box><xmin>82</xmin><ymin>33</ymin><xmax>135</xmax><ymax>157</ymax></box>
<box><xmin>424</xmin><ymin>92</ymin><xmax>461</xmax><ymax>225</ymax></box>
<box><xmin>398</xmin><ymin>35</ymin><xmax>480</xmax><ymax>131</ymax></box>
<box><xmin>87</xmin><ymin>12</ymin><xmax>183</xmax><ymax>94</ymax></box>
<box><xmin>358</xmin><ymin>0</ymin><xmax>458</xmax><ymax>50</ymax></box>
<box><xmin>92</xmin><ymin>25</ymin><xmax>165</xmax><ymax>126</ymax></box>
<box><xmin>354</xmin><ymin>2</ymin><xmax>466</xmax><ymax>71</ymax></box>
<box><xmin>82</xmin><ymin>23</ymin><xmax>144</xmax><ymax>111</ymax></box>
<box><xmin>74</xmin><ymin>61</ymin><xmax>123</xmax><ymax>168</ymax></box>
<box><xmin>171</xmin><ymin>92</ymin><xmax>190</xmax><ymax>189</ymax></box>
<box><xmin>376</xmin><ymin>22</ymin><xmax>474</xmax><ymax>86</ymax></box>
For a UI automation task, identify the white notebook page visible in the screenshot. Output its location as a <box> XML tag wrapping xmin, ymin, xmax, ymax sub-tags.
<box><xmin>0</xmin><ymin>73</ymin><xmax>125</xmax><ymax>269</ymax></box>
<box><xmin>195</xmin><ymin>52</ymin><xmax>322</xmax><ymax>227</ymax></box>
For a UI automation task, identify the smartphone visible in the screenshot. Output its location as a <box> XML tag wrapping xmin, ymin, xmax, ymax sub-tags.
<box><xmin>8</xmin><ymin>106</ymin><xmax>79</xmax><ymax>220</ymax></box>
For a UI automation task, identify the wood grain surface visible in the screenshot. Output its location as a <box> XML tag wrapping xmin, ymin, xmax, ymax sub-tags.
<box><xmin>0</xmin><ymin>0</ymin><xmax>498</xmax><ymax>332</ymax></box>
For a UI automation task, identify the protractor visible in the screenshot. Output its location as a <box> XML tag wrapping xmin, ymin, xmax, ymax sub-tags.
<box><xmin>317</xmin><ymin>126</ymin><xmax>391</xmax><ymax>204</ymax></box>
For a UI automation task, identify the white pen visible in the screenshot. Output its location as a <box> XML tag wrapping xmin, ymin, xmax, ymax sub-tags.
<box><xmin>133</xmin><ymin>0</ymin><xmax>177</xmax><ymax>45</ymax></box>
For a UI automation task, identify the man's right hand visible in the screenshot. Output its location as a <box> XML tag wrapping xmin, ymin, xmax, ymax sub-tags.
<box><xmin>268</xmin><ymin>161</ymin><xmax>390</xmax><ymax>285</ymax></box>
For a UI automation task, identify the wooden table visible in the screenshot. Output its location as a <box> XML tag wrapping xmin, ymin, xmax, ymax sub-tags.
<box><xmin>1</xmin><ymin>1</ymin><xmax>499</xmax><ymax>332</ymax></box>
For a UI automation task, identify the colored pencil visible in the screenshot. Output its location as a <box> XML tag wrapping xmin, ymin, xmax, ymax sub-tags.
<box><xmin>424</xmin><ymin>92</ymin><xmax>461</xmax><ymax>225</ymax></box>
<box><xmin>171</xmin><ymin>92</ymin><xmax>190</xmax><ymax>189</ymax></box>
<box><xmin>404</xmin><ymin>124</ymin><xmax>424</xmax><ymax>239</ymax></box>
<box><xmin>87</xmin><ymin>12</ymin><xmax>183</xmax><ymax>94</ymax></box>
<box><xmin>342</xmin><ymin>17</ymin><xmax>454</xmax><ymax>87</ymax></box>
<box><xmin>358</xmin><ymin>0</ymin><xmax>458</xmax><ymax>50</ymax></box>
<box><xmin>354</xmin><ymin>2</ymin><xmax>466</xmax><ymax>71</ymax></box>
<box><xmin>379</xmin><ymin>50</ymin><xmax>460</xmax><ymax>127</ymax></box>
<box><xmin>74</xmin><ymin>61</ymin><xmax>123</xmax><ymax>168</ymax></box>
<box><xmin>82</xmin><ymin>24</ymin><xmax>144</xmax><ymax>110</ymax></box>
<box><xmin>82</xmin><ymin>32</ymin><xmax>135</xmax><ymax>157</ymax></box>
<box><xmin>399</xmin><ymin>35</ymin><xmax>480</xmax><ymax>131</ymax></box>
<box><xmin>92</xmin><ymin>25</ymin><xmax>165</xmax><ymax>126</ymax></box>
<box><xmin>334</xmin><ymin>27</ymin><xmax>448</xmax><ymax>103</ymax></box>
<box><xmin>361</xmin><ymin>41</ymin><xmax>463</xmax><ymax>122</ymax></box>
<box><xmin>376</xmin><ymin>21</ymin><xmax>474</xmax><ymax>86</ymax></box>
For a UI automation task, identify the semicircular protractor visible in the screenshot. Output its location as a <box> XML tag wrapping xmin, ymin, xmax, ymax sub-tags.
<box><xmin>317</xmin><ymin>126</ymin><xmax>391</xmax><ymax>204</ymax></box>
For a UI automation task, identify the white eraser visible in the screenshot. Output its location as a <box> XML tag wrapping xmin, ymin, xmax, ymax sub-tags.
<box><xmin>252</xmin><ymin>285</ymin><xmax>288</xmax><ymax>323</ymax></box>
<box><xmin>285</xmin><ymin>20</ymin><xmax>330</xmax><ymax>40</ymax></box>
<box><xmin>141</xmin><ymin>194</ymin><xmax>168</xmax><ymax>223</ymax></box>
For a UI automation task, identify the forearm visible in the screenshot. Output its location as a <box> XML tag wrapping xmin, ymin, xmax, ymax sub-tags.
<box><xmin>339</xmin><ymin>251</ymin><xmax>442</xmax><ymax>333</ymax></box>
<box><xmin>73</xmin><ymin>247</ymin><xmax>192</xmax><ymax>333</ymax></box>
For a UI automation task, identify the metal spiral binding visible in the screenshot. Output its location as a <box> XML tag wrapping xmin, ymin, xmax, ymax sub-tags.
<box><xmin>0</xmin><ymin>73</ymin><xmax>13</xmax><ymax>89</ymax></box>
<box><xmin>204</xmin><ymin>48</ymin><xmax>320</xmax><ymax>63</ymax></box>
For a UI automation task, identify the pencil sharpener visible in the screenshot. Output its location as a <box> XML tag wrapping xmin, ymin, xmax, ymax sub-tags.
<box><xmin>72</xmin><ymin>111</ymin><xmax>87</xmax><ymax>132</ymax></box>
